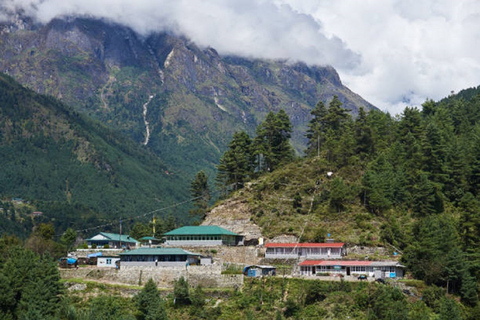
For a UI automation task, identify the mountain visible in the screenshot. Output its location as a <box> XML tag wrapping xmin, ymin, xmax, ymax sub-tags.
<box><xmin>0</xmin><ymin>15</ymin><xmax>375</xmax><ymax>178</ymax></box>
<box><xmin>0</xmin><ymin>73</ymin><xmax>189</xmax><ymax>233</ymax></box>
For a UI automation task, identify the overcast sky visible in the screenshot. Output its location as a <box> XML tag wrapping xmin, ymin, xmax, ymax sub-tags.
<box><xmin>2</xmin><ymin>0</ymin><xmax>480</xmax><ymax>115</ymax></box>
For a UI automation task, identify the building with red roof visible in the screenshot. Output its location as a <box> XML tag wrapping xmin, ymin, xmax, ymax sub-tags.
<box><xmin>298</xmin><ymin>260</ymin><xmax>405</xmax><ymax>278</ymax></box>
<box><xmin>264</xmin><ymin>242</ymin><xmax>346</xmax><ymax>260</ymax></box>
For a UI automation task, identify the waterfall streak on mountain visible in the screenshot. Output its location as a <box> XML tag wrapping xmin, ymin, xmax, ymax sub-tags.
<box><xmin>143</xmin><ymin>95</ymin><xmax>154</xmax><ymax>145</ymax></box>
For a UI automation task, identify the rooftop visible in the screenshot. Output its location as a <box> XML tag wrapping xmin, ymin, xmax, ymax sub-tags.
<box><xmin>164</xmin><ymin>225</ymin><xmax>240</xmax><ymax>236</ymax></box>
<box><xmin>119</xmin><ymin>247</ymin><xmax>199</xmax><ymax>256</ymax></box>
<box><xmin>299</xmin><ymin>260</ymin><xmax>404</xmax><ymax>267</ymax></box>
<box><xmin>86</xmin><ymin>232</ymin><xmax>139</xmax><ymax>243</ymax></box>
<box><xmin>265</xmin><ymin>242</ymin><xmax>345</xmax><ymax>248</ymax></box>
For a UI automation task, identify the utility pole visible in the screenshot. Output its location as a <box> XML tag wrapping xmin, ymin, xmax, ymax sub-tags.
<box><xmin>152</xmin><ymin>215</ymin><xmax>156</xmax><ymax>237</ymax></box>
<box><xmin>119</xmin><ymin>218</ymin><xmax>122</xmax><ymax>248</ymax></box>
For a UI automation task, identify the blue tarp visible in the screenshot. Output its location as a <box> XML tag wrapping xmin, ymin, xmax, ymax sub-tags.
<box><xmin>59</xmin><ymin>257</ymin><xmax>77</xmax><ymax>265</ymax></box>
<box><xmin>87</xmin><ymin>252</ymin><xmax>103</xmax><ymax>258</ymax></box>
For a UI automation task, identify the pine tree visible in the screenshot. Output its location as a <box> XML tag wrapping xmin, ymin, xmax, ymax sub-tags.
<box><xmin>460</xmin><ymin>270</ymin><xmax>479</xmax><ymax>307</ymax></box>
<box><xmin>173</xmin><ymin>276</ymin><xmax>191</xmax><ymax>306</ymax></box>
<box><xmin>411</xmin><ymin>172</ymin><xmax>443</xmax><ymax>217</ymax></box>
<box><xmin>458</xmin><ymin>193</ymin><xmax>480</xmax><ymax>255</ymax></box>
<box><xmin>254</xmin><ymin>110</ymin><xmax>294</xmax><ymax>172</ymax></box>
<box><xmin>354</xmin><ymin>107</ymin><xmax>374</xmax><ymax>160</ymax></box>
<box><xmin>134</xmin><ymin>278</ymin><xmax>168</xmax><ymax>320</ymax></box>
<box><xmin>306</xmin><ymin>101</ymin><xmax>328</xmax><ymax>157</ymax></box>
<box><xmin>190</xmin><ymin>171</ymin><xmax>210</xmax><ymax>219</ymax></box>
<box><xmin>216</xmin><ymin>131</ymin><xmax>254</xmax><ymax>192</ymax></box>
<box><xmin>323</xmin><ymin>95</ymin><xmax>351</xmax><ymax>133</ymax></box>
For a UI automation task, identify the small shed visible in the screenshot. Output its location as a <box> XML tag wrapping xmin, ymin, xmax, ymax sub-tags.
<box><xmin>86</xmin><ymin>252</ymin><xmax>103</xmax><ymax>265</ymax></box>
<box><xmin>139</xmin><ymin>236</ymin><xmax>162</xmax><ymax>246</ymax></box>
<box><xmin>59</xmin><ymin>257</ymin><xmax>77</xmax><ymax>268</ymax></box>
<box><xmin>243</xmin><ymin>265</ymin><xmax>276</xmax><ymax>277</ymax></box>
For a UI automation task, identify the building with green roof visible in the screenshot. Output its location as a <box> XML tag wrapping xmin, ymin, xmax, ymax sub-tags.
<box><xmin>164</xmin><ymin>225</ymin><xmax>244</xmax><ymax>246</ymax></box>
<box><xmin>86</xmin><ymin>232</ymin><xmax>139</xmax><ymax>249</ymax></box>
<box><xmin>119</xmin><ymin>247</ymin><xmax>205</xmax><ymax>267</ymax></box>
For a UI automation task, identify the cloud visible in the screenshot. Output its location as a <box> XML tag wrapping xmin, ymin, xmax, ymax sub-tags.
<box><xmin>2</xmin><ymin>0</ymin><xmax>480</xmax><ymax>115</ymax></box>
<box><xmin>0</xmin><ymin>0</ymin><xmax>359</xmax><ymax>70</ymax></box>
<box><xmin>281</xmin><ymin>0</ymin><xmax>480</xmax><ymax>114</ymax></box>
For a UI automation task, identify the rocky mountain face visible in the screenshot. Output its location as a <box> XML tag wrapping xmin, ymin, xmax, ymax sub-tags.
<box><xmin>0</xmin><ymin>15</ymin><xmax>375</xmax><ymax>177</ymax></box>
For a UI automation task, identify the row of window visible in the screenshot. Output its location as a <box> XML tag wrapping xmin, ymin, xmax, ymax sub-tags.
<box><xmin>167</xmin><ymin>236</ymin><xmax>224</xmax><ymax>241</ymax></box>
<box><xmin>266</xmin><ymin>248</ymin><xmax>341</xmax><ymax>254</ymax></box>
<box><xmin>311</xmin><ymin>266</ymin><xmax>397</xmax><ymax>272</ymax></box>
<box><xmin>121</xmin><ymin>255</ymin><xmax>188</xmax><ymax>262</ymax></box>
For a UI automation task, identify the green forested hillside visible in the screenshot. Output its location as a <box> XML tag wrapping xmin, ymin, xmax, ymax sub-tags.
<box><xmin>213</xmin><ymin>91</ymin><xmax>480</xmax><ymax>307</ymax></box>
<box><xmin>0</xmin><ymin>73</ymin><xmax>190</xmax><ymax>236</ymax></box>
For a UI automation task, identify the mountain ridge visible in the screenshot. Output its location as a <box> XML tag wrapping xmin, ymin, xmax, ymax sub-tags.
<box><xmin>0</xmin><ymin>15</ymin><xmax>375</xmax><ymax>178</ymax></box>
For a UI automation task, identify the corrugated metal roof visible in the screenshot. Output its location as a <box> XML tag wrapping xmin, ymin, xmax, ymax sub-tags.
<box><xmin>119</xmin><ymin>247</ymin><xmax>199</xmax><ymax>256</ymax></box>
<box><xmin>299</xmin><ymin>260</ymin><xmax>402</xmax><ymax>267</ymax></box>
<box><xmin>164</xmin><ymin>226</ymin><xmax>240</xmax><ymax>236</ymax></box>
<box><xmin>85</xmin><ymin>232</ymin><xmax>139</xmax><ymax>243</ymax></box>
<box><xmin>265</xmin><ymin>242</ymin><xmax>345</xmax><ymax>248</ymax></box>
<box><xmin>139</xmin><ymin>236</ymin><xmax>159</xmax><ymax>241</ymax></box>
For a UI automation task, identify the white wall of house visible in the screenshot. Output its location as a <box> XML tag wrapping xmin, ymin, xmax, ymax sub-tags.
<box><xmin>164</xmin><ymin>239</ymin><xmax>223</xmax><ymax>246</ymax></box>
<box><xmin>299</xmin><ymin>265</ymin><xmax>404</xmax><ymax>278</ymax></box>
<box><xmin>97</xmin><ymin>257</ymin><xmax>120</xmax><ymax>268</ymax></box>
<box><xmin>266</xmin><ymin>247</ymin><xmax>343</xmax><ymax>259</ymax></box>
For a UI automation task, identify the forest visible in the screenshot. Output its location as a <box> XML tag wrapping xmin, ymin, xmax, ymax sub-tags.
<box><xmin>1</xmin><ymin>75</ymin><xmax>480</xmax><ymax>318</ymax></box>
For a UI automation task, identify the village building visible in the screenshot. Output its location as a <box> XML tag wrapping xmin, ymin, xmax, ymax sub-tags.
<box><xmin>119</xmin><ymin>247</ymin><xmax>208</xmax><ymax>267</ymax></box>
<box><xmin>264</xmin><ymin>242</ymin><xmax>346</xmax><ymax>259</ymax></box>
<box><xmin>243</xmin><ymin>265</ymin><xmax>277</xmax><ymax>277</ymax></box>
<box><xmin>164</xmin><ymin>225</ymin><xmax>244</xmax><ymax>246</ymax></box>
<box><xmin>298</xmin><ymin>260</ymin><xmax>405</xmax><ymax>278</ymax></box>
<box><xmin>139</xmin><ymin>236</ymin><xmax>162</xmax><ymax>246</ymax></box>
<box><xmin>85</xmin><ymin>232</ymin><xmax>139</xmax><ymax>249</ymax></box>
<box><xmin>97</xmin><ymin>255</ymin><xmax>120</xmax><ymax>268</ymax></box>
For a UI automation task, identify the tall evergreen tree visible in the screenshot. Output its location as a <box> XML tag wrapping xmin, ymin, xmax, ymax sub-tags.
<box><xmin>190</xmin><ymin>171</ymin><xmax>210</xmax><ymax>219</ymax></box>
<box><xmin>134</xmin><ymin>278</ymin><xmax>168</xmax><ymax>320</ymax></box>
<box><xmin>306</xmin><ymin>101</ymin><xmax>328</xmax><ymax>157</ymax></box>
<box><xmin>354</xmin><ymin>107</ymin><xmax>374</xmax><ymax>160</ymax></box>
<box><xmin>254</xmin><ymin>109</ymin><xmax>294</xmax><ymax>172</ymax></box>
<box><xmin>216</xmin><ymin>131</ymin><xmax>254</xmax><ymax>192</ymax></box>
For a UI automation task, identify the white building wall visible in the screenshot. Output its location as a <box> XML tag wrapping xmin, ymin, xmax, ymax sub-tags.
<box><xmin>97</xmin><ymin>257</ymin><xmax>120</xmax><ymax>268</ymax></box>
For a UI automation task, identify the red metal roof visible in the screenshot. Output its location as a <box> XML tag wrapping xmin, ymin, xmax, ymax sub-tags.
<box><xmin>299</xmin><ymin>260</ymin><xmax>372</xmax><ymax>266</ymax></box>
<box><xmin>265</xmin><ymin>242</ymin><xmax>345</xmax><ymax>248</ymax></box>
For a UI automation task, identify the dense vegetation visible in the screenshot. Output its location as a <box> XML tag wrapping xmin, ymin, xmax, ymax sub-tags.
<box><xmin>1</xmin><ymin>232</ymin><xmax>478</xmax><ymax>319</ymax></box>
<box><xmin>213</xmin><ymin>90</ymin><xmax>480</xmax><ymax>313</ymax></box>
<box><xmin>0</xmin><ymin>73</ymin><xmax>191</xmax><ymax>237</ymax></box>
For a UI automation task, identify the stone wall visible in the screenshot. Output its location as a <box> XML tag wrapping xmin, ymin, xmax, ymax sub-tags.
<box><xmin>179</xmin><ymin>245</ymin><xmax>262</xmax><ymax>265</ymax></box>
<box><xmin>60</xmin><ymin>264</ymin><xmax>243</xmax><ymax>289</ymax></box>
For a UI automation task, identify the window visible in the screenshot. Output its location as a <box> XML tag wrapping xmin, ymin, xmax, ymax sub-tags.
<box><xmin>106</xmin><ymin>258</ymin><xmax>112</xmax><ymax>265</ymax></box>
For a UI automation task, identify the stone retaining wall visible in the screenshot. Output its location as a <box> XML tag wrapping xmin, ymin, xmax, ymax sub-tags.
<box><xmin>60</xmin><ymin>264</ymin><xmax>243</xmax><ymax>289</ymax></box>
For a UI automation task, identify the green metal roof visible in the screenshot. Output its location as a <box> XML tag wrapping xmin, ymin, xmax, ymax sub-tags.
<box><xmin>86</xmin><ymin>232</ymin><xmax>139</xmax><ymax>243</ymax></box>
<box><xmin>164</xmin><ymin>225</ymin><xmax>240</xmax><ymax>236</ymax></box>
<box><xmin>139</xmin><ymin>236</ymin><xmax>159</xmax><ymax>241</ymax></box>
<box><xmin>119</xmin><ymin>247</ymin><xmax>199</xmax><ymax>256</ymax></box>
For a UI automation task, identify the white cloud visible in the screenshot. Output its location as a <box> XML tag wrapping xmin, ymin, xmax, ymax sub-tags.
<box><xmin>2</xmin><ymin>0</ymin><xmax>480</xmax><ymax>115</ymax></box>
